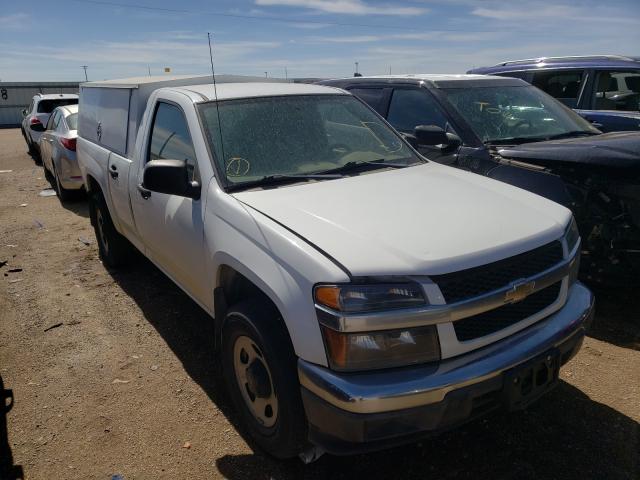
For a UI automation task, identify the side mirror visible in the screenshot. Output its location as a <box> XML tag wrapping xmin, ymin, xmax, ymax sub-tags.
<box><xmin>414</xmin><ymin>125</ymin><xmax>449</xmax><ymax>146</ymax></box>
<box><xmin>22</xmin><ymin>109</ymin><xmax>28</xmax><ymax>117</ymax></box>
<box><xmin>143</xmin><ymin>160</ymin><xmax>200</xmax><ymax>200</ymax></box>
<box><xmin>30</xmin><ymin>122</ymin><xmax>45</xmax><ymax>132</ymax></box>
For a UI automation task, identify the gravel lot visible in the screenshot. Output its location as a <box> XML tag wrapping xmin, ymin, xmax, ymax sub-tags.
<box><xmin>0</xmin><ymin>127</ymin><xmax>638</xmax><ymax>479</ymax></box>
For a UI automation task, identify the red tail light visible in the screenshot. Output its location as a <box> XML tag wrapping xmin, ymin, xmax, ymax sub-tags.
<box><xmin>30</xmin><ymin>117</ymin><xmax>42</xmax><ymax>125</ymax></box>
<box><xmin>61</xmin><ymin>137</ymin><xmax>76</xmax><ymax>151</ymax></box>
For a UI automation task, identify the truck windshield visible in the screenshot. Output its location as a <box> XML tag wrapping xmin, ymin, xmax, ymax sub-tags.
<box><xmin>198</xmin><ymin>94</ymin><xmax>421</xmax><ymax>188</ymax></box>
<box><xmin>441</xmin><ymin>85</ymin><xmax>600</xmax><ymax>144</ymax></box>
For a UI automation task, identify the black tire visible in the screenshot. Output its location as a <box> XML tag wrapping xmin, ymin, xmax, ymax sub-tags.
<box><xmin>89</xmin><ymin>190</ymin><xmax>132</xmax><ymax>268</ymax></box>
<box><xmin>221</xmin><ymin>299</ymin><xmax>307</xmax><ymax>459</ymax></box>
<box><xmin>52</xmin><ymin>163</ymin><xmax>73</xmax><ymax>202</ymax></box>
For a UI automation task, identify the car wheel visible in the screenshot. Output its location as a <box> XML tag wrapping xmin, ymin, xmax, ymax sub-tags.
<box><xmin>222</xmin><ymin>300</ymin><xmax>307</xmax><ymax>459</ymax></box>
<box><xmin>89</xmin><ymin>190</ymin><xmax>132</xmax><ymax>268</ymax></box>
<box><xmin>52</xmin><ymin>163</ymin><xmax>73</xmax><ymax>202</ymax></box>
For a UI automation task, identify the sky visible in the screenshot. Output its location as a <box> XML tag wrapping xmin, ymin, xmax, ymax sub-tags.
<box><xmin>0</xmin><ymin>0</ymin><xmax>639</xmax><ymax>81</ymax></box>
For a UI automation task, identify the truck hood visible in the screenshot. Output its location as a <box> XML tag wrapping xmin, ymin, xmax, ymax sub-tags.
<box><xmin>497</xmin><ymin>131</ymin><xmax>640</xmax><ymax>170</ymax></box>
<box><xmin>232</xmin><ymin>163</ymin><xmax>571</xmax><ymax>277</ymax></box>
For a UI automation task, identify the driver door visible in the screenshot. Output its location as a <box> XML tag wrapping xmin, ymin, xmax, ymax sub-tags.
<box><xmin>130</xmin><ymin>99</ymin><xmax>207</xmax><ymax>303</ymax></box>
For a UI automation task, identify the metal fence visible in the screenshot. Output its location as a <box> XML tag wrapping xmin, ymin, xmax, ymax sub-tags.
<box><xmin>0</xmin><ymin>82</ymin><xmax>80</xmax><ymax>127</ymax></box>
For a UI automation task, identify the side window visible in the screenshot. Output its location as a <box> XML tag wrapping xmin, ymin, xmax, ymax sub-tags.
<box><xmin>348</xmin><ymin>88</ymin><xmax>386</xmax><ymax>114</ymax></box>
<box><xmin>531</xmin><ymin>70</ymin><xmax>584</xmax><ymax>108</ymax></box>
<box><xmin>593</xmin><ymin>70</ymin><xmax>640</xmax><ymax>112</ymax></box>
<box><xmin>47</xmin><ymin>111</ymin><xmax>60</xmax><ymax>131</ymax></box>
<box><xmin>386</xmin><ymin>88</ymin><xmax>449</xmax><ymax>133</ymax></box>
<box><xmin>148</xmin><ymin>102</ymin><xmax>198</xmax><ymax>182</ymax></box>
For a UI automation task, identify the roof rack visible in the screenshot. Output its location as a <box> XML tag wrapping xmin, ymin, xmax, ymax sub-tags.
<box><xmin>495</xmin><ymin>55</ymin><xmax>638</xmax><ymax>66</ymax></box>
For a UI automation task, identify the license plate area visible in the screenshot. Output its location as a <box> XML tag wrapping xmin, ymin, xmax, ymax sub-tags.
<box><xmin>503</xmin><ymin>349</ymin><xmax>560</xmax><ymax>411</ymax></box>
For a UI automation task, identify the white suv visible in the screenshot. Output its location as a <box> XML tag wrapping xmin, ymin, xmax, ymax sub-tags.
<box><xmin>21</xmin><ymin>93</ymin><xmax>78</xmax><ymax>159</ymax></box>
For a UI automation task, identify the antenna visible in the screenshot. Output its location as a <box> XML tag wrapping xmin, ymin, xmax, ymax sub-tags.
<box><xmin>81</xmin><ymin>65</ymin><xmax>88</xmax><ymax>81</ymax></box>
<box><xmin>207</xmin><ymin>32</ymin><xmax>227</xmax><ymax>173</ymax></box>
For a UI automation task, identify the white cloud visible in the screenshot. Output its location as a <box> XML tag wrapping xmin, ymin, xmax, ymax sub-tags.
<box><xmin>0</xmin><ymin>13</ymin><xmax>30</xmax><ymax>30</ymax></box>
<box><xmin>255</xmin><ymin>0</ymin><xmax>427</xmax><ymax>16</ymax></box>
<box><xmin>472</xmin><ymin>4</ymin><xmax>574</xmax><ymax>20</ymax></box>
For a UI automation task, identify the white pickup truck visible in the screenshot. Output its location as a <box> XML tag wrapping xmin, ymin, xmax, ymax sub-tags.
<box><xmin>77</xmin><ymin>75</ymin><xmax>594</xmax><ymax>459</ymax></box>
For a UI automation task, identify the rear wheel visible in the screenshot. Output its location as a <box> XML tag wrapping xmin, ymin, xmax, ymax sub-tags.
<box><xmin>52</xmin><ymin>163</ymin><xmax>73</xmax><ymax>202</ymax></box>
<box><xmin>89</xmin><ymin>190</ymin><xmax>132</xmax><ymax>268</ymax></box>
<box><xmin>221</xmin><ymin>300</ymin><xmax>307</xmax><ymax>459</ymax></box>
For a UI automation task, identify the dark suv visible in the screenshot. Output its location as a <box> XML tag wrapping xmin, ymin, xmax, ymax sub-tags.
<box><xmin>468</xmin><ymin>55</ymin><xmax>640</xmax><ymax>133</ymax></box>
<box><xmin>319</xmin><ymin>74</ymin><xmax>640</xmax><ymax>282</ymax></box>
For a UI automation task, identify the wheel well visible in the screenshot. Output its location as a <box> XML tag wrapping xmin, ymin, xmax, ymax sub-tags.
<box><xmin>214</xmin><ymin>265</ymin><xmax>283</xmax><ymax>351</ymax></box>
<box><xmin>85</xmin><ymin>175</ymin><xmax>101</xmax><ymax>195</ymax></box>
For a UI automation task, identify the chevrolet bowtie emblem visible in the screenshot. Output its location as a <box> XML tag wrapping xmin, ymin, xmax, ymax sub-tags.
<box><xmin>505</xmin><ymin>280</ymin><xmax>536</xmax><ymax>304</ymax></box>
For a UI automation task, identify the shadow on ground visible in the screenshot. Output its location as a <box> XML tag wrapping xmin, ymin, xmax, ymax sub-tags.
<box><xmin>587</xmin><ymin>285</ymin><xmax>640</xmax><ymax>352</ymax></box>
<box><xmin>107</xmin><ymin>258</ymin><xmax>639</xmax><ymax>480</ymax></box>
<box><xmin>1</xmin><ymin>375</ymin><xmax>24</xmax><ymax>480</ymax></box>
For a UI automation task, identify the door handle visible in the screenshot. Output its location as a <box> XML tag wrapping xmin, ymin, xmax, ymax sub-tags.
<box><xmin>109</xmin><ymin>164</ymin><xmax>118</xmax><ymax>179</ymax></box>
<box><xmin>137</xmin><ymin>183</ymin><xmax>151</xmax><ymax>200</ymax></box>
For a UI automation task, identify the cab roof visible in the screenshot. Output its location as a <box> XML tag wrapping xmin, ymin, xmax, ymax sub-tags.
<box><xmin>320</xmin><ymin>74</ymin><xmax>527</xmax><ymax>89</ymax></box>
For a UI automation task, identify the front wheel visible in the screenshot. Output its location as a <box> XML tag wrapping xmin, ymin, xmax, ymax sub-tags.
<box><xmin>89</xmin><ymin>191</ymin><xmax>132</xmax><ymax>268</ymax></box>
<box><xmin>221</xmin><ymin>300</ymin><xmax>307</xmax><ymax>459</ymax></box>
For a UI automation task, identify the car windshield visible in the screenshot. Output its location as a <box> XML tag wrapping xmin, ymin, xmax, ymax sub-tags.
<box><xmin>441</xmin><ymin>85</ymin><xmax>600</xmax><ymax>144</ymax></box>
<box><xmin>66</xmin><ymin>113</ymin><xmax>78</xmax><ymax>130</ymax></box>
<box><xmin>198</xmin><ymin>94</ymin><xmax>421</xmax><ymax>188</ymax></box>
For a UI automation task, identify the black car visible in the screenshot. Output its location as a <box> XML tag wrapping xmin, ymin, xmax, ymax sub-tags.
<box><xmin>319</xmin><ymin>74</ymin><xmax>640</xmax><ymax>282</ymax></box>
<box><xmin>468</xmin><ymin>55</ymin><xmax>640</xmax><ymax>133</ymax></box>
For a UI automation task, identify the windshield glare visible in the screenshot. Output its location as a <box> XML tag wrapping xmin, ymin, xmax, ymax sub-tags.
<box><xmin>66</xmin><ymin>113</ymin><xmax>78</xmax><ymax>130</ymax></box>
<box><xmin>198</xmin><ymin>94</ymin><xmax>419</xmax><ymax>186</ymax></box>
<box><xmin>442</xmin><ymin>85</ymin><xmax>600</xmax><ymax>143</ymax></box>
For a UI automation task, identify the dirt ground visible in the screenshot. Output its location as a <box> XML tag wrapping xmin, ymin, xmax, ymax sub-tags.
<box><xmin>0</xmin><ymin>127</ymin><xmax>638</xmax><ymax>480</ymax></box>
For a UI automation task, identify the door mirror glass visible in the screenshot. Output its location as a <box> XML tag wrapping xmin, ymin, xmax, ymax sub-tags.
<box><xmin>143</xmin><ymin>159</ymin><xmax>200</xmax><ymax>199</ymax></box>
<box><xmin>22</xmin><ymin>109</ymin><xmax>27</xmax><ymax>117</ymax></box>
<box><xmin>414</xmin><ymin>125</ymin><xmax>448</xmax><ymax>146</ymax></box>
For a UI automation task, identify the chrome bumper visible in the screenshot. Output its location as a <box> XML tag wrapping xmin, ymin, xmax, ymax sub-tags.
<box><xmin>299</xmin><ymin>282</ymin><xmax>594</xmax><ymax>415</ymax></box>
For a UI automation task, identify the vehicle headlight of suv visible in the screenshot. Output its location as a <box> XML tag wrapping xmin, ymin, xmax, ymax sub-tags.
<box><xmin>314</xmin><ymin>283</ymin><xmax>440</xmax><ymax>371</ymax></box>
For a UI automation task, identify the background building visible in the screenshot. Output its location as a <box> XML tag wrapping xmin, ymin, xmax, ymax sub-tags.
<box><xmin>0</xmin><ymin>82</ymin><xmax>79</xmax><ymax>127</ymax></box>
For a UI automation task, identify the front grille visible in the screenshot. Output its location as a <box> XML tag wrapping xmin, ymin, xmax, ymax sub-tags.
<box><xmin>431</xmin><ymin>241</ymin><xmax>563</xmax><ymax>304</ymax></box>
<box><xmin>453</xmin><ymin>282</ymin><xmax>562</xmax><ymax>342</ymax></box>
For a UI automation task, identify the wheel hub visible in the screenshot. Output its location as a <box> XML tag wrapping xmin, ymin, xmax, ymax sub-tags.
<box><xmin>233</xmin><ymin>335</ymin><xmax>278</xmax><ymax>427</ymax></box>
<box><xmin>246</xmin><ymin>359</ymin><xmax>272</xmax><ymax>399</ymax></box>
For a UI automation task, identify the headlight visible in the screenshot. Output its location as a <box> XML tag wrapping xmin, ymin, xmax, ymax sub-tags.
<box><xmin>314</xmin><ymin>283</ymin><xmax>426</xmax><ymax>313</ymax></box>
<box><xmin>564</xmin><ymin>216</ymin><xmax>580</xmax><ymax>254</ymax></box>
<box><xmin>320</xmin><ymin>324</ymin><xmax>440</xmax><ymax>371</ymax></box>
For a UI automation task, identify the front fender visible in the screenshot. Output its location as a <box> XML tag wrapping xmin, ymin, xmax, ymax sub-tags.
<box><xmin>206</xmin><ymin>190</ymin><xmax>349</xmax><ymax>366</ymax></box>
<box><xmin>487</xmin><ymin>163</ymin><xmax>572</xmax><ymax>206</ymax></box>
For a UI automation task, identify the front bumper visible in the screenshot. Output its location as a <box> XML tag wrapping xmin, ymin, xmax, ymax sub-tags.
<box><xmin>298</xmin><ymin>282</ymin><xmax>594</xmax><ymax>455</ymax></box>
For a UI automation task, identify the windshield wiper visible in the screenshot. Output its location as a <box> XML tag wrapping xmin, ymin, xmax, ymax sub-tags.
<box><xmin>226</xmin><ymin>172</ymin><xmax>343</xmax><ymax>192</ymax></box>
<box><xmin>321</xmin><ymin>158</ymin><xmax>420</xmax><ymax>175</ymax></box>
<box><xmin>486</xmin><ymin>130</ymin><xmax>599</xmax><ymax>146</ymax></box>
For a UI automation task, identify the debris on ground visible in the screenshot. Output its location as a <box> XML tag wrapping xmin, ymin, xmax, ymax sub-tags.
<box><xmin>112</xmin><ymin>379</ymin><xmax>130</xmax><ymax>384</ymax></box>
<box><xmin>34</xmin><ymin>219</ymin><xmax>44</xmax><ymax>229</ymax></box>
<box><xmin>8</xmin><ymin>278</ymin><xmax>22</xmax><ymax>284</ymax></box>
<box><xmin>0</xmin><ymin>169</ymin><xmax>13</xmax><ymax>173</ymax></box>
<box><xmin>182</xmin><ymin>442</ymin><xmax>191</xmax><ymax>449</ymax></box>
<box><xmin>8</xmin><ymin>268</ymin><xmax>23</xmax><ymax>273</ymax></box>
<box><xmin>0</xmin><ymin>261</ymin><xmax>7</xmax><ymax>269</ymax></box>
<box><xmin>19</xmin><ymin>203</ymin><xmax>28</xmax><ymax>207</ymax></box>
<box><xmin>78</xmin><ymin>236</ymin><xmax>92</xmax><ymax>246</ymax></box>
<box><xmin>43</xmin><ymin>323</ymin><xmax>63</xmax><ymax>332</ymax></box>
<box><xmin>38</xmin><ymin>189</ymin><xmax>57</xmax><ymax>197</ymax></box>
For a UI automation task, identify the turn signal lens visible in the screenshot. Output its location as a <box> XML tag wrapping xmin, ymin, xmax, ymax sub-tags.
<box><xmin>314</xmin><ymin>286</ymin><xmax>341</xmax><ymax>310</ymax></box>
<box><xmin>321</xmin><ymin>324</ymin><xmax>440</xmax><ymax>371</ymax></box>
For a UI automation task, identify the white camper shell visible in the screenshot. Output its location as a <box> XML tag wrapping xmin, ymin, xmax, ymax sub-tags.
<box><xmin>78</xmin><ymin>75</ymin><xmax>283</xmax><ymax>158</ymax></box>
